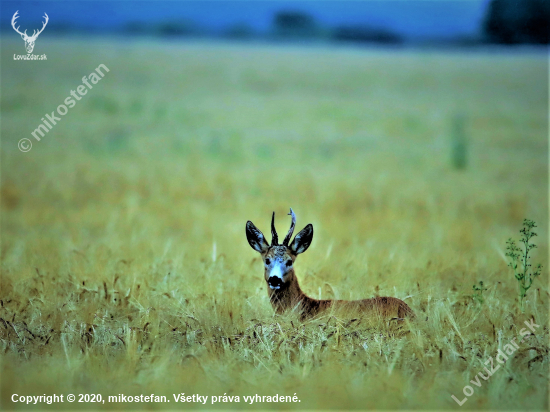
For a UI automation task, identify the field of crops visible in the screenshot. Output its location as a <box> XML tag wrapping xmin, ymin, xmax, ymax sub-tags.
<box><xmin>1</xmin><ymin>38</ymin><xmax>548</xmax><ymax>410</ymax></box>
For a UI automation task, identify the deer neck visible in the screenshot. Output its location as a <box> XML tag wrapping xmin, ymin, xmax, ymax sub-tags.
<box><xmin>268</xmin><ymin>271</ymin><xmax>308</xmax><ymax>313</ymax></box>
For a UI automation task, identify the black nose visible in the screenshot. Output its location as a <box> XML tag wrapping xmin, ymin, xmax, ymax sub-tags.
<box><xmin>268</xmin><ymin>277</ymin><xmax>283</xmax><ymax>288</ymax></box>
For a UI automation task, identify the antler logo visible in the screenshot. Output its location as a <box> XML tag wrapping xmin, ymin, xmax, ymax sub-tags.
<box><xmin>11</xmin><ymin>10</ymin><xmax>49</xmax><ymax>54</ymax></box>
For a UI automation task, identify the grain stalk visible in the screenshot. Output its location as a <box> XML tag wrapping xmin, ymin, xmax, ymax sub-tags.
<box><xmin>450</xmin><ymin>114</ymin><xmax>467</xmax><ymax>170</ymax></box>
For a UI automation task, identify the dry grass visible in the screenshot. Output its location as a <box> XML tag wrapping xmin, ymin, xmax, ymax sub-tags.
<box><xmin>1</xmin><ymin>38</ymin><xmax>548</xmax><ymax>410</ymax></box>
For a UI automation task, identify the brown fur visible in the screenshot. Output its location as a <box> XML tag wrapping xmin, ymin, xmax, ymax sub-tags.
<box><xmin>267</xmin><ymin>265</ymin><xmax>415</xmax><ymax>320</ymax></box>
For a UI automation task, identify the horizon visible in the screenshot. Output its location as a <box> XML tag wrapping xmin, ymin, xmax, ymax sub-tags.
<box><xmin>1</xmin><ymin>1</ymin><xmax>490</xmax><ymax>39</ymax></box>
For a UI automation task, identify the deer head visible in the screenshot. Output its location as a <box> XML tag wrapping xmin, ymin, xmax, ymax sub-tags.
<box><xmin>12</xmin><ymin>11</ymin><xmax>49</xmax><ymax>54</ymax></box>
<box><xmin>246</xmin><ymin>208</ymin><xmax>313</xmax><ymax>290</ymax></box>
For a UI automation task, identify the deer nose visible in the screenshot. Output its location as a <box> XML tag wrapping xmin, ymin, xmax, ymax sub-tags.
<box><xmin>268</xmin><ymin>276</ymin><xmax>283</xmax><ymax>289</ymax></box>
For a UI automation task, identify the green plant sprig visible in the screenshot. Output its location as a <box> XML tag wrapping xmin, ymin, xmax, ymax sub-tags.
<box><xmin>505</xmin><ymin>219</ymin><xmax>542</xmax><ymax>312</ymax></box>
<box><xmin>472</xmin><ymin>280</ymin><xmax>488</xmax><ymax>304</ymax></box>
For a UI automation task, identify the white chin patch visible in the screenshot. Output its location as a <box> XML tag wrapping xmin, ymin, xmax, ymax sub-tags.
<box><xmin>269</xmin><ymin>285</ymin><xmax>281</xmax><ymax>290</ymax></box>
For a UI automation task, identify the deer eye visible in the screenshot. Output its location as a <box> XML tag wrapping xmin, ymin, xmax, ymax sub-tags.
<box><xmin>265</xmin><ymin>259</ymin><xmax>271</xmax><ymax>265</ymax></box>
<box><xmin>285</xmin><ymin>259</ymin><xmax>292</xmax><ymax>267</ymax></box>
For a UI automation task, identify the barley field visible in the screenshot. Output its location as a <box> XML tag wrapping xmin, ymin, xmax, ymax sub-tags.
<box><xmin>1</xmin><ymin>38</ymin><xmax>548</xmax><ymax>410</ymax></box>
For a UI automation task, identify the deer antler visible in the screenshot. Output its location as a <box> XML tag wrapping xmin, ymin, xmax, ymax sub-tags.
<box><xmin>29</xmin><ymin>13</ymin><xmax>49</xmax><ymax>40</ymax></box>
<box><xmin>283</xmin><ymin>208</ymin><xmax>296</xmax><ymax>246</ymax></box>
<box><xmin>271</xmin><ymin>212</ymin><xmax>279</xmax><ymax>245</ymax></box>
<box><xmin>11</xmin><ymin>11</ymin><xmax>27</xmax><ymax>37</ymax></box>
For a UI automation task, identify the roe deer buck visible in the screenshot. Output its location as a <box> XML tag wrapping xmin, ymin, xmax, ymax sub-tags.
<box><xmin>245</xmin><ymin>208</ymin><xmax>414</xmax><ymax>321</ymax></box>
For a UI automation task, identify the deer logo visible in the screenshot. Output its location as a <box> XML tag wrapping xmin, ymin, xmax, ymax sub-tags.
<box><xmin>246</xmin><ymin>208</ymin><xmax>415</xmax><ymax>321</ymax></box>
<box><xmin>11</xmin><ymin>11</ymin><xmax>49</xmax><ymax>54</ymax></box>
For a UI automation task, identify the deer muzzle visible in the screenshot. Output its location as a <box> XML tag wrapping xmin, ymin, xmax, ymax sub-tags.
<box><xmin>268</xmin><ymin>276</ymin><xmax>284</xmax><ymax>289</ymax></box>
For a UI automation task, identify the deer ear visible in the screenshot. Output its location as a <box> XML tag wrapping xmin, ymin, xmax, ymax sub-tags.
<box><xmin>246</xmin><ymin>221</ymin><xmax>270</xmax><ymax>253</ymax></box>
<box><xmin>290</xmin><ymin>224</ymin><xmax>313</xmax><ymax>255</ymax></box>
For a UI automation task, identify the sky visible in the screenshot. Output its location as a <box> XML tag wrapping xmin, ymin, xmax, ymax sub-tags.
<box><xmin>2</xmin><ymin>1</ymin><xmax>491</xmax><ymax>38</ymax></box>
